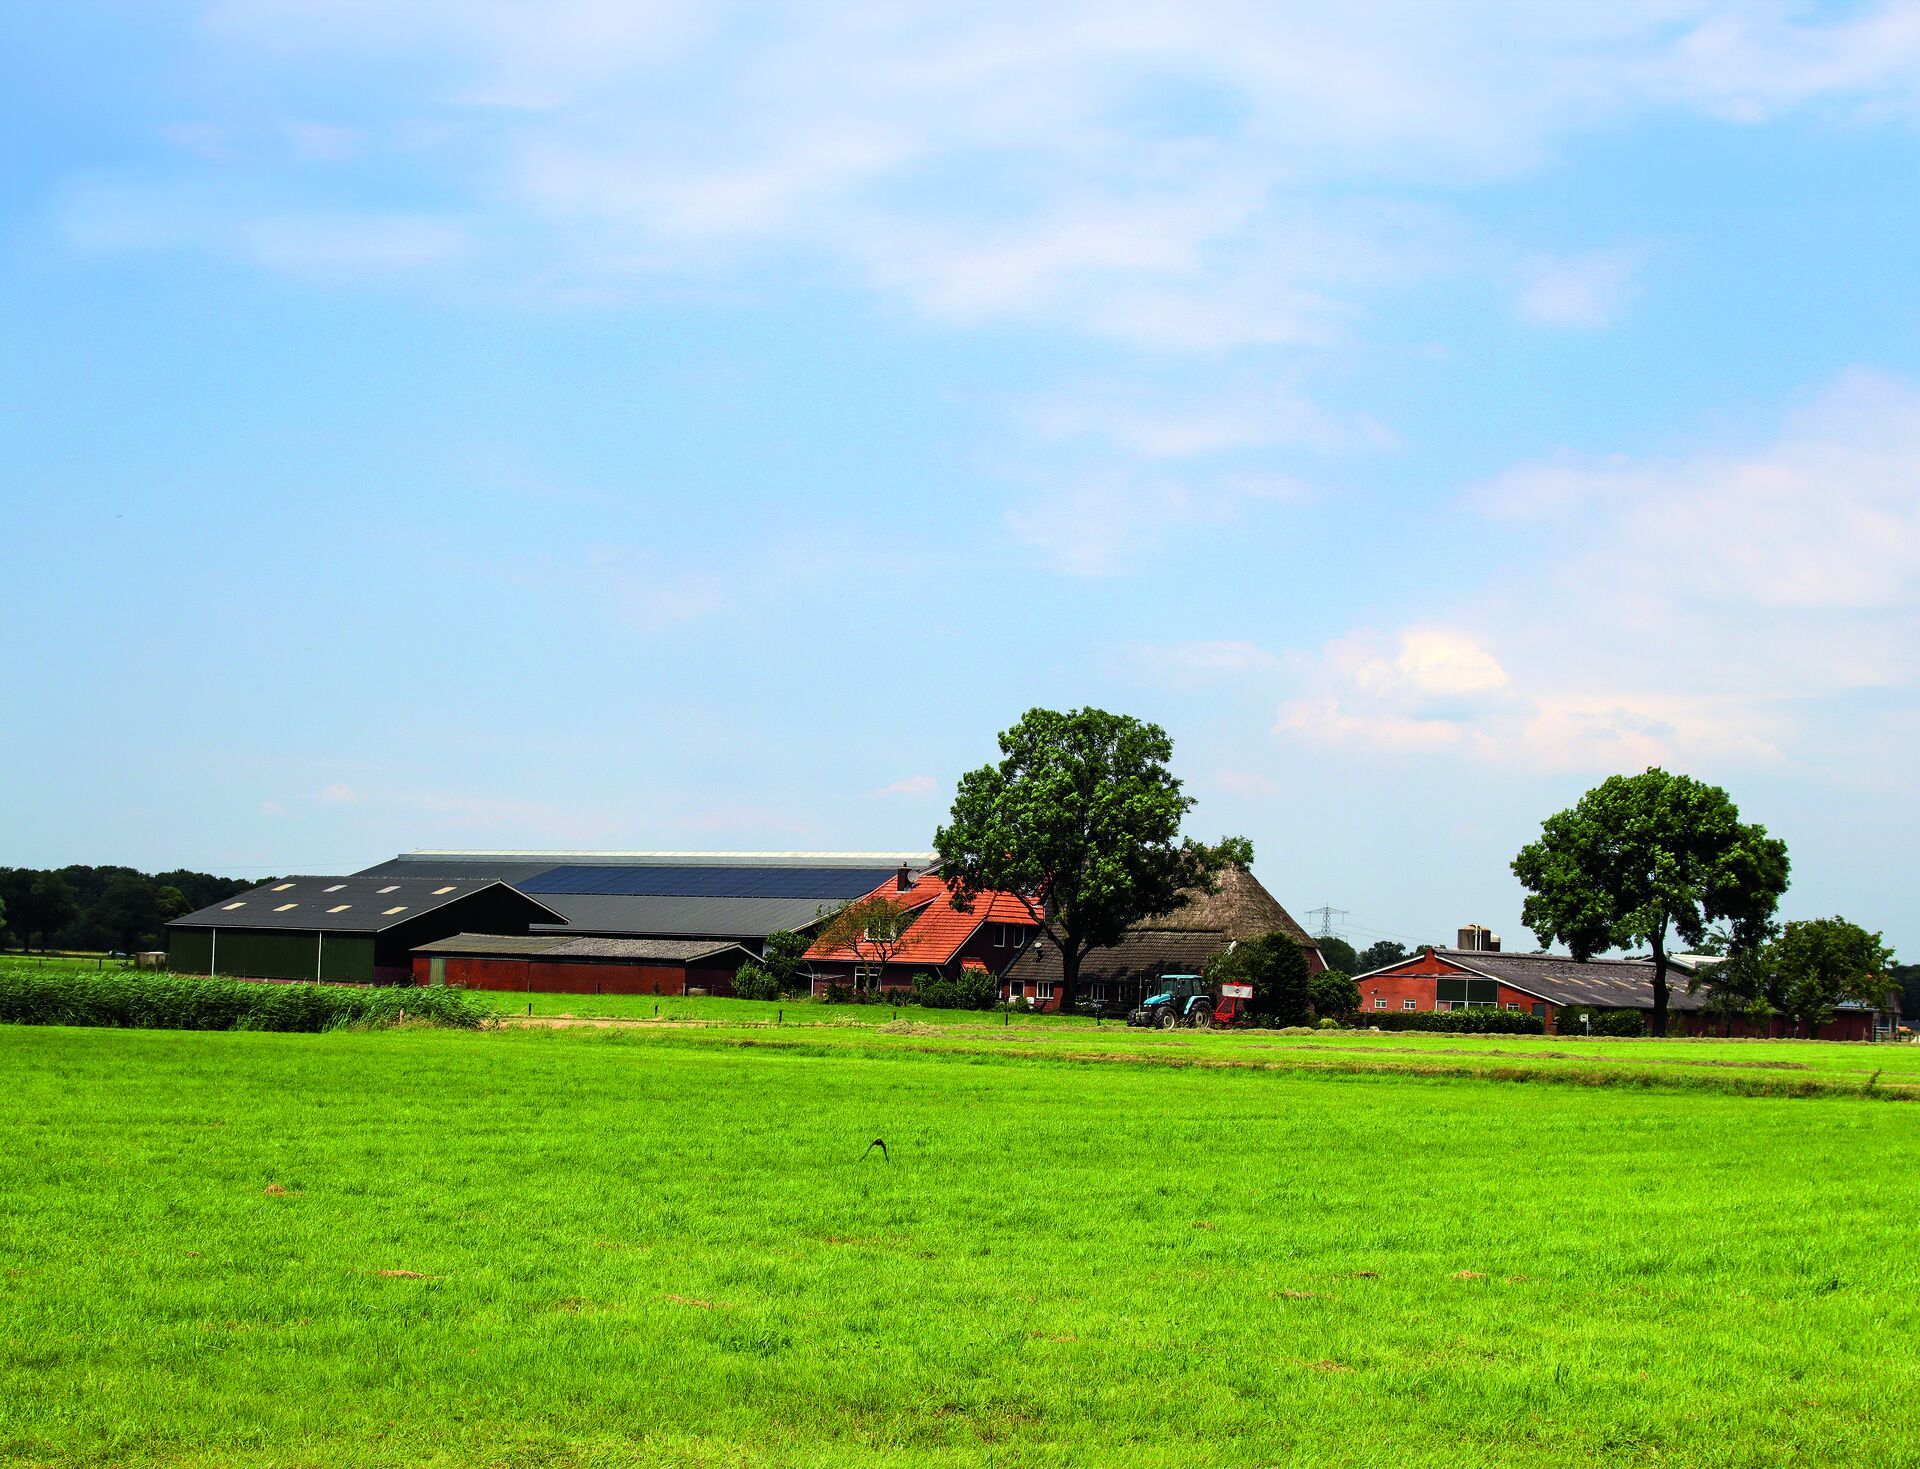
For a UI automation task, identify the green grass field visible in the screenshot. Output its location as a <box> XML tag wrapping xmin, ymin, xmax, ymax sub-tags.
<box><xmin>4</xmin><ymin>1016</ymin><xmax>1919</xmax><ymax>1467</ymax></box>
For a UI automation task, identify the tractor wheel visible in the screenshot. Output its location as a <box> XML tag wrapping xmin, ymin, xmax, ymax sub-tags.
<box><xmin>1189</xmin><ymin>1007</ymin><xmax>1212</xmax><ymax>1029</ymax></box>
<box><xmin>1156</xmin><ymin>1008</ymin><xmax>1178</xmax><ymax>1030</ymax></box>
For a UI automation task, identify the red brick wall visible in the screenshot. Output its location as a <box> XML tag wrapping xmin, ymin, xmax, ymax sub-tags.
<box><xmin>413</xmin><ymin>954</ymin><xmax>697</xmax><ymax>996</ymax></box>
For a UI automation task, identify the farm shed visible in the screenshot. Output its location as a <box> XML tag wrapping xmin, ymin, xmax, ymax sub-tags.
<box><xmin>998</xmin><ymin>865</ymin><xmax>1324</xmax><ymax>1012</ymax></box>
<box><xmin>1353</xmin><ymin>946</ymin><xmax>1898</xmax><ymax>1039</ymax></box>
<box><xmin>802</xmin><ymin>871</ymin><xmax>1040</xmax><ymax>992</ymax></box>
<box><xmin>411</xmin><ymin>933</ymin><xmax>757</xmax><ymax>996</ymax></box>
<box><xmin>167</xmin><ymin>877</ymin><xmax>566</xmax><ymax>985</ymax></box>
<box><xmin>358</xmin><ymin>849</ymin><xmax>935</xmax><ymax>948</ymax></box>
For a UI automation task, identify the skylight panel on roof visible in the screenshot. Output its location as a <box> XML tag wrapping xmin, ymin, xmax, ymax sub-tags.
<box><xmin>324</xmin><ymin>884</ymin><xmax>345</xmax><ymax>893</ymax></box>
<box><xmin>384</xmin><ymin>905</ymin><xmax>408</xmax><ymax>915</ymax></box>
<box><xmin>273</xmin><ymin>903</ymin><xmax>297</xmax><ymax>912</ymax></box>
<box><xmin>222</xmin><ymin>901</ymin><xmax>245</xmax><ymax>910</ymax></box>
<box><xmin>328</xmin><ymin>904</ymin><xmax>350</xmax><ymax>913</ymax></box>
<box><xmin>271</xmin><ymin>882</ymin><xmax>294</xmax><ymax>892</ymax></box>
<box><xmin>433</xmin><ymin>885</ymin><xmax>456</xmax><ymax>895</ymax></box>
<box><xmin>378</xmin><ymin>885</ymin><xmax>400</xmax><ymax>894</ymax></box>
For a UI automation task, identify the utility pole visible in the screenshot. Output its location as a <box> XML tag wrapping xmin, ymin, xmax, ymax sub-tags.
<box><xmin>1307</xmin><ymin>904</ymin><xmax>1349</xmax><ymax>939</ymax></box>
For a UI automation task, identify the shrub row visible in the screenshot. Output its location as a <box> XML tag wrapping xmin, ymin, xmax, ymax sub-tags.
<box><xmin>1356</xmin><ymin>1009</ymin><xmax>1547</xmax><ymax>1035</ymax></box>
<box><xmin>815</xmin><ymin>970</ymin><xmax>999</xmax><ymax>1010</ymax></box>
<box><xmin>0</xmin><ymin>964</ymin><xmax>489</xmax><ymax>1032</ymax></box>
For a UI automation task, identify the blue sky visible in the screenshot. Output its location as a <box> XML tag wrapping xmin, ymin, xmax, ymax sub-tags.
<box><xmin>5</xmin><ymin>2</ymin><xmax>1919</xmax><ymax>955</ymax></box>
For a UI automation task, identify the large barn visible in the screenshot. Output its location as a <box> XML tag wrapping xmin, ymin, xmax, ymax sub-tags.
<box><xmin>1354</xmin><ymin>943</ymin><xmax>1899</xmax><ymax>1040</ymax></box>
<box><xmin>410</xmin><ymin>933</ymin><xmax>759</xmax><ymax>996</ymax></box>
<box><xmin>167</xmin><ymin>876</ymin><xmax>565</xmax><ymax>985</ymax></box>
<box><xmin>356</xmin><ymin>850</ymin><xmax>934</xmax><ymax>950</ymax></box>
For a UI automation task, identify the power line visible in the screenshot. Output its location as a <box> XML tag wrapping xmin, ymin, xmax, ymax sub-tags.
<box><xmin>1307</xmin><ymin>904</ymin><xmax>1349</xmax><ymax>939</ymax></box>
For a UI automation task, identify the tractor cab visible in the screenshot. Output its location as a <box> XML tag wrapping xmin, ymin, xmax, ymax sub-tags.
<box><xmin>1129</xmin><ymin>973</ymin><xmax>1216</xmax><ymax>1029</ymax></box>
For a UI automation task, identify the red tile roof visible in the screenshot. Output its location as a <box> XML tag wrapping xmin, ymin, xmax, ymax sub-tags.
<box><xmin>804</xmin><ymin>873</ymin><xmax>1039</xmax><ymax>966</ymax></box>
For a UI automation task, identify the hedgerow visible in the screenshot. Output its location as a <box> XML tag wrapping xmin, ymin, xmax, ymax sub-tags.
<box><xmin>0</xmin><ymin>964</ymin><xmax>488</xmax><ymax>1032</ymax></box>
<box><xmin>1355</xmin><ymin>1009</ymin><xmax>1547</xmax><ymax>1035</ymax></box>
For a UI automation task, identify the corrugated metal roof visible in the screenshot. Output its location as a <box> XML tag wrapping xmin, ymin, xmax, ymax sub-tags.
<box><xmin>413</xmin><ymin>932</ymin><xmax>752</xmax><ymax>962</ymax></box>
<box><xmin>526</xmin><ymin>892</ymin><xmax>839</xmax><ymax>940</ymax></box>
<box><xmin>168</xmin><ymin>877</ymin><xmax>564</xmax><ymax>934</ymax></box>
<box><xmin>368</xmin><ymin>849</ymin><xmax>936</xmax><ymax>869</ymax></box>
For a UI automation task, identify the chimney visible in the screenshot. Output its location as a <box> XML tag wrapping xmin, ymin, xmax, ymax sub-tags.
<box><xmin>896</xmin><ymin>865</ymin><xmax>914</xmax><ymax>893</ymax></box>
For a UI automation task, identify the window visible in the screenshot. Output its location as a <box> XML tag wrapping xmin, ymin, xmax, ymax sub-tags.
<box><xmin>383</xmin><ymin>905</ymin><xmax>408</xmax><ymax>915</ymax></box>
<box><xmin>1505</xmin><ymin>1003</ymin><xmax>1520</xmax><ymax>1012</ymax></box>
<box><xmin>994</xmin><ymin>925</ymin><xmax>1006</xmax><ymax>947</ymax></box>
<box><xmin>1374</xmin><ymin>997</ymin><xmax>1387</xmax><ymax>1010</ymax></box>
<box><xmin>271</xmin><ymin>882</ymin><xmax>294</xmax><ymax>892</ymax></box>
<box><xmin>1007</xmin><ymin>980</ymin><xmax>1024</xmax><ymax>1000</ymax></box>
<box><xmin>222</xmin><ymin>901</ymin><xmax>245</xmax><ymax>910</ymax></box>
<box><xmin>1090</xmin><ymin>982</ymin><xmax>1109</xmax><ymax>1003</ymax></box>
<box><xmin>1036</xmin><ymin>981</ymin><xmax>1054</xmax><ymax>1002</ymax></box>
<box><xmin>273</xmin><ymin>903</ymin><xmax>298</xmax><ymax>912</ymax></box>
<box><xmin>1403</xmin><ymin>998</ymin><xmax>1417</xmax><ymax>1011</ymax></box>
<box><xmin>1531</xmin><ymin>1002</ymin><xmax>1547</xmax><ymax>1018</ymax></box>
<box><xmin>327</xmin><ymin>904</ymin><xmax>350</xmax><ymax>914</ymax></box>
<box><xmin>853</xmin><ymin>963</ymin><xmax>881</xmax><ymax>987</ymax></box>
<box><xmin>1007</xmin><ymin>926</ymin><xmax>1025</xmax><ymax>948</ymax></box>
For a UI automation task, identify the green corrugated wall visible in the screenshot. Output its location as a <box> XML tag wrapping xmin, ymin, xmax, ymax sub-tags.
<box><xmin>165</xmin><ymin>927</ymin><xmax>375</xmax><ymax>982</ymax></box>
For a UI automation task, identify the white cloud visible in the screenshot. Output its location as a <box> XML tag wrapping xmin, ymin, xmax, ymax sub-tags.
<box><xmin>1278</xmin><ymin>369</ymin><xmax>1920</xmax><ymax>773</ymax></box>
<box><xmin>1276</xmin><ymin>627</ymin><xmax>1787</xmax><ymax>769</ymax></box>
<box><xmin>1023</xmin><ymin>377</ymin><xmax>1392</xmax><ymax>458</ymax></box>
<box><xmin>238</xmin><ymin>213</ymin><xmax>468</xmax><ymax>273</ymax></box>
<box><xmin>259</xmin><ymin>799</ymin><xmax>288</xmax><ymax>817</ymax></box>
<box><xmin>1514</xmin><ymin>247</ymin><xmax>1642</xmax><ymax>328</ymax></box>
<box><xmin>133</xmin><ymin>1</ymin><xmax>1920</xmax><ymax>345</ymax></box>
<box><xmin>318</xmin><ymin>783</ymin><xmax>364</xmax><ymax>803</ymax></box>
<box><xmin>873</xmin><ymin>774</ymin><xmax>938</xmax><ymax>798</ymax></box>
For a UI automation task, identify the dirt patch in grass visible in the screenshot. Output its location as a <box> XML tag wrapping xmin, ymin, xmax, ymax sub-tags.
<box><xmin>374</xmin><ymin>1269</ymin><xmax>442</xmax><ymax>1280</ymax></box>
<box><xmin>663</xmin><ymin>1294</ymin><xmax>719</xmax><ymax>1309</ymax></box>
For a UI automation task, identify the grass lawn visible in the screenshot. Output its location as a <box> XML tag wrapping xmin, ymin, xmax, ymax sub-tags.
<box><xmin>3</xmin><ymin>1023</ymin><xmax>1918</xmax><ymax>1466</ymax></box>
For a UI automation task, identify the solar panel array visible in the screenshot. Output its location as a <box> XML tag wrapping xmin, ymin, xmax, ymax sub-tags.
<box><xmin>514</xmin><ymin>863</ymin><xmax>898</xmax><ymax>900</ymax></box>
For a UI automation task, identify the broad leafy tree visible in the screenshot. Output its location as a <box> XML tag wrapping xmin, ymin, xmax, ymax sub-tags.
<box><xmin>1207</xmin><ymin>932</ymin><xmax>1312</xmax><ymax>1027</ymax></box>
<box><xmin>1314</xmin><ymin>935</ymin><xmax>1359</xmax><ymax>973</ymax></box>
<box><xmin>1308</xmin><ymin>968</ymin><xmax>1362</xmax><ymax>1021</ymax></box>
<box><xmin>1512</xmin><ymin>769</ymin><xmax>1789</xmax><ymax>1035</ymax></box>
<box><xmin>811</xmin><ymin>893</ymin><xmax>918</xmax><ymax>993</ymax></box>
<box><xmin>936</xmin><ymin>707</ymin><xmax>1250</xmax><ymax>1014</ymax></box>
<box><xmin>1764</xmin><ymin>917</ymin><xmax>1894</xmax><ymax>1036</ymax></box>
<box><xmin>1356</xmin><ymin>939</ymin><xmax>1410</xmax><ymax>973</ymax></box>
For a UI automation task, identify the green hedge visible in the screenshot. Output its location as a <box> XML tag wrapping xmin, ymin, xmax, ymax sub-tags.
<box><xmin>1355</xmin><ymin>1009</ymin><xmax>1546</xmax><ymax>1034</ymax></box>
<box><xmin>0</xmin><ymin>964</ymin><xmax>488</xmax><ymax>1032</ymax></box>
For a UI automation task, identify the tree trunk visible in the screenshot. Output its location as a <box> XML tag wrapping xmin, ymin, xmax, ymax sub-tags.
<box><xmin>1058</xmin><ymin>945</ymin><xmax>1081</xmax><ymax>1015</ymax></box>
<box><xmin>1650</xmin><ymin>931</ymin><xmax>1670</xmax><ymax>1037</ymax></box>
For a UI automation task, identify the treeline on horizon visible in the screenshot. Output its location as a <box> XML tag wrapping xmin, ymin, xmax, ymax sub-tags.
<box><xmin>0</xmin><ymin>867</ymin><xmax>255</xmax><ymax>955</ymax></box>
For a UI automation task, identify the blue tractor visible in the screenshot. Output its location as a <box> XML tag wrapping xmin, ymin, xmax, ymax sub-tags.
<box><xmin>1128</xmin><ymin>973</ymin><xmax>1216</xmax><ymax>1029</ymax></box>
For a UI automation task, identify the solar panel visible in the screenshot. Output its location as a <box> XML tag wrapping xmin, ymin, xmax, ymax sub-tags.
<box><xmin>515</xmin><ymin>864</ymin><xmax>900</xmax><ymax>900</ymax></box>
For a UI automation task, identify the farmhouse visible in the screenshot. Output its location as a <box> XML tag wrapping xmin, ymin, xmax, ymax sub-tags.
<box><xmin>167</xmin><ymin>876</ymin><xmax>565</xmax><ymax>985</ymax></box>
<box><xmin>803</xmin><ymin>870</ymin><xmax>1040</xmax><ymax>991</ymax></box>
<box><xmin>998</xmin><ymin>865</ymin><xmax>1323</xmax><ymax>1012</ymax></box>
<box><xmin>1354</xmin><ymin>938</ymin><xmax>1897</xmax><ymax>1040</ymax></box>
<box><xmin>410</xmin><ymin>933</ymin><xmax>759</xmax><ymax>996</ymax></box>
<box><xmin>357</xmin><ymin>850</ymin><xmax>933</xmax><ymax>949</ymax></box>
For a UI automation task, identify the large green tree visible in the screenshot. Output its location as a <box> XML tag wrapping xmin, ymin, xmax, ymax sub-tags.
<box><xmin>936</xmin><ymin>707</ymin><xmax>1250</xmax><ymax>1013</ymax></box>
<box><xmin>1314</xmin><ymin>935</ymin><xmax>1359</xmax><ymax>973</ymax></box>
<box><xmin>1763</xmin><ymin>917</ymin><xmax>1894</xmax><ymax>1036</ymax></box>
<box><xmin>1512</xmin><ymin>769</ymin><xmax>1789</xmax><ymax>1035</ymax></box>
<box><xmin>1207</xmin><ymin>932</ymin><xmax>1312</xmax><ymax>1027</ymax></box>
<box><xmin>1355</xmin><ymin>939</ymin><xmax>1410</xmax><ymax>974</ymax></box>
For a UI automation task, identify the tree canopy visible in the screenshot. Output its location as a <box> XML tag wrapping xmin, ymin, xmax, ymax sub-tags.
<box><xmin>1355</xmin><ymin>939</ymin><xmax>1410</xmax><ymax>974</ymax></box>
<box><xmin>811</xmin><ymin>893</ymin><xmax>918</xmax><ymax>992</ymax></box>
<box><xmin>1314</xmin><ymin>935</ymin><xmax>1359</xmax><ymax>973</ymax></box>
<box><xmin>1206</xmin><ymin>932</ymin><xmax>1311</xmax><ymax>1027</ymax></box>
<box><xmin>935</xmin><ymin>707</ymin><xmax>1250</xmax><ymax>1011</ymax></box>
<box><xmin>1764</xmin><ymin>917</ymin><xmax>1894</xmax><ymax>1034</ymax></box>
<box><xmin>1512</xmin><ymin>769</ymin><xmax>1788</xmax><ymax>1034</ymax></box>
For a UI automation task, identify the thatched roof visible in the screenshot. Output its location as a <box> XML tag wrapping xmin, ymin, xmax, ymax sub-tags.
<box><xmin>1000</xmin><ymin>866</ymin><xmax>1322</xmax><ymax>987</ymax></box>
<box><xmin>1149</xmin><ymin>865</ymin><xmax>1318</xmax><ymax>947</ymax></box>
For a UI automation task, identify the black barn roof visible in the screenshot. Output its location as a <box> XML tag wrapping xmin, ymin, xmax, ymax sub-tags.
<box><xmin>169</xmin><ymin>876</ymin><xmax>566</xmax><ymax>935</ymax></box>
